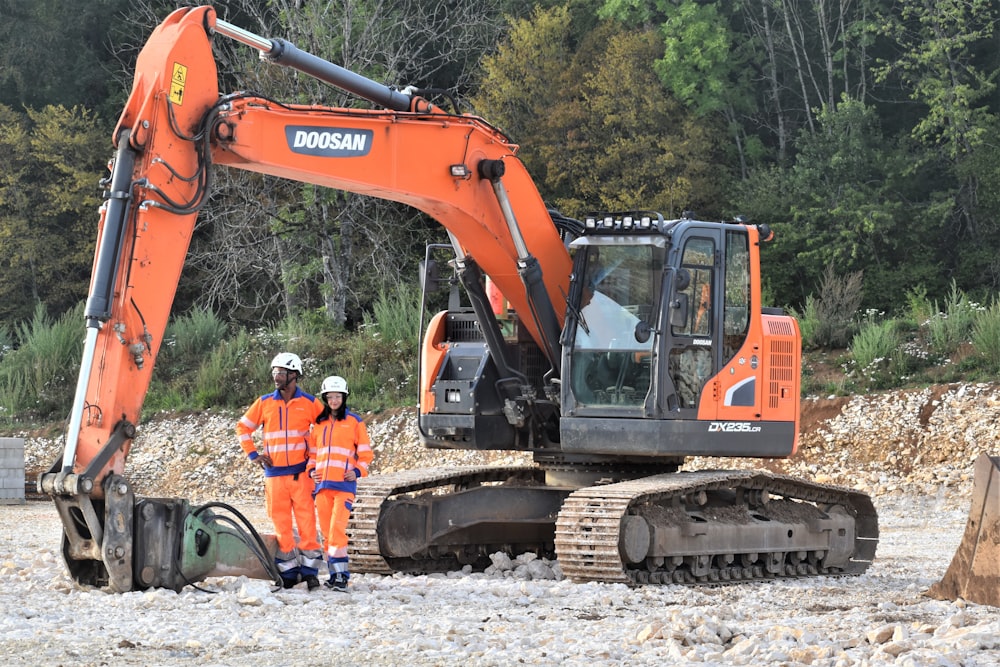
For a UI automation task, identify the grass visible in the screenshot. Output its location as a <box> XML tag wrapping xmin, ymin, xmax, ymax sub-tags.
<box><xmin>798</xmin><ymin>278</ymin><xmax>1000</xmax><ymax>396</ymax></box>
<box><xmin>0</xmin><ymin>285</ymin><xmax>421</xmax><ymax>428</ymax></box>
<box><xmin>3</xmin><ymin>280</ymin><xmax>1000</xmax><ymax>427</ymax></box>
<box><xmin>0</xmin><ymin>303</ymin><xmax>84</xmax><ymax>422</ymax></box>
<box><xmin>972</xmin><ymin>302</ymin><xmax>1000</xmax><ymax>374</ymax></box>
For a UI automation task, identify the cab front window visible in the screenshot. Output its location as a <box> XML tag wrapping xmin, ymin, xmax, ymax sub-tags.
<box><xmin>569</xmin><ymin>244</ymin><xmax>660</xmax><ymax>407</ymax></box>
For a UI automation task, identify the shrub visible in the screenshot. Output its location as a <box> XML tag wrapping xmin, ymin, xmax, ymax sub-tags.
<box><xmin>161</xmin><ymin>307</ymin><xmax>228</xmax><ymax>369</ymax></box>
<box><xmin>791</xmin><ymin>295</ymin><xmax>820</xmax><ymax>350</ymax></box>
<box><xmin>808</xmin><ymin>264</ymin><xmax>864</xmax><ymax>349</ymax></box>
<box><xmin>0</xmin><ymin>303</ymin><xmax>83</xmax><ymax>421</ymax></box>
<box><xmin>142</xmin><ymin>382</ymin><xmax>189</xmax><ymax>414</ymax></box>
<box><xmin>364</xmin><ymin>283</ymin><xmax>422</xmax><ymax>347</ymax></box>
<box><xmin>0</xmin><ymin>325</ymin><xmax>13</xmax><ymax>361</ymax></box>
<box><xmin>927</xmin><ymin>280</ymin><xmax>979</xmax><ymax>357</ymax></box>
<box><xmin>335</xmin><ymin>332</ymin><xmax>416</xmax><ymax>412</ymax></box>
<box><xmin>849</xmin><ymin>318</ymin><xmax>902</xmax><ymax>389</ymax></box>
<box><xmin>904</xmin><ymin>285</ymin><xmax>933</xmax><ymax>329</ymax></box>
<box><xmin>972</xmin><ymin>300</ymin><xmax>1000</xmax><ymax>373</ymax></box>
<box><xmin>193</xmin><ymin>330</ymin><xmax>258</xmax><ymax>409</ymax></box>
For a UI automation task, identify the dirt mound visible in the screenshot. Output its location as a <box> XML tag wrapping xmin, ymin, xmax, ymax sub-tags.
<box><xmin>17</xmin><ymin>382</ymin><xmax>1000</xmax><ymax>504</ymax></box>
<box><xmin>800</xmin><ymin>394</ymin><xmax>851</xmax><ymax>432</ymax></box>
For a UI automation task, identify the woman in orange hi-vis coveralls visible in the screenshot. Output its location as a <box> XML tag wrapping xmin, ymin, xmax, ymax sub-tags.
<box><xmin>307</xmin><ymin>375</ymin><xmax>373</xmax><ymax>592</ymax></box>
<box><xmin>237</xmin><ymin>352</ymin><xmax>325</xmax><ymax>590</ymax></box>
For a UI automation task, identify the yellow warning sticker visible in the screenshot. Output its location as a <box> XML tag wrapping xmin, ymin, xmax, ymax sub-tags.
<box><xmin>169</xmin><ymin>63</ymin><xmax>187</xmax><ymax>105</ymax></box>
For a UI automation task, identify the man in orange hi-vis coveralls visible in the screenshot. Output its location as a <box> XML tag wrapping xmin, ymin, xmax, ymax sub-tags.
<box><xmin>237</xmin><ymin>352</ymin><xmax>325</xmax><ymax>590</ymax></box>
<box><xmin>307</xmin><ymin>375</ymin><xmax>373</xmax><ymax>592</ymax></box>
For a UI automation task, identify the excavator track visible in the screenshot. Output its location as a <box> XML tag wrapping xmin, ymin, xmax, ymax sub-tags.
<box><xmin>555</xmin><ymin>469</ymin><xmax>878</xmax><ymax>585</ymax></box>
<box><xmin>350</xmin><ymin>466</ymin><xmax>877</xmax><ymax>585</ymax></box>
<box><xmin>349</xmin><ymin>465</ymin><xmax>545</xmax><ymax>574</ymax></box>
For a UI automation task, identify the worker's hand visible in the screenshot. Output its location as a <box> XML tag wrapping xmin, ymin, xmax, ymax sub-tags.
<box><xmin>258</xmin><ymin>454</ymin><xmax>272</xmax><ymax>469</ymax></box>
<box><xmin>343</xmin><ymin>469</ymin><xmax>357</xmax><ymax>482</ymax></box>
<box><xmin>309</xmin><ymin>468</ymin><xmax>318</xmax><ymax>482</ymax></box>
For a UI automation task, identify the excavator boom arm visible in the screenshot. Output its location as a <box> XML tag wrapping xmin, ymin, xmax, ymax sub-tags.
<box><xmin>49</xmin><ymin>5</ymin><xmax>569</xmax><ymax>495</ymax></box>
<box><xmin>42</xmin><ymin>5</ymin><xmax>570</xmax><ymax>591</ymax></box>
<box><xmin>211</xmin><ymin>98</ymin><xmax>570</xmax><ymax>344</ymax></box>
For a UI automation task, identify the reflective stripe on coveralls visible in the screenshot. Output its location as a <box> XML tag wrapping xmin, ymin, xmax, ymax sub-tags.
<box><xmin>237</xmin><ymin>387</ymin><xmax>322</xmax><ymax>470</ymax></box>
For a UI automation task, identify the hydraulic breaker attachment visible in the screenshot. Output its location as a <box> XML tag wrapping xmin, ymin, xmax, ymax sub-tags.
<box><xmin>47</xmin><ymin>472</ymin><xmax>280</xmax><ymax>591</ymax></box>
<box><xmin>132</xmin><ymin>498</ymin><xmax>280</xmax><ymax>591</ymax></box>
<box><xmin>927</xmin><ymin>453</ymin><xmax>1000</xmax><ymax>607</ymax></box>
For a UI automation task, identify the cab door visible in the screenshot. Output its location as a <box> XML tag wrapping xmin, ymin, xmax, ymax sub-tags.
<box><xmin>664</xmin><ymin>230</ymin><xmax>720</xmax><ymax>416</ymax></box>
<box><xmin>668</xmin><ymin>226</ymin><xmax>758</xmax><ymax>422</ymax></box>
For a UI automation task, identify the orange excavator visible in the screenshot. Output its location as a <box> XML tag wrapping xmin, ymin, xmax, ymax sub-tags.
<box><xmin>39</xmin><ymin>6</ymin><xmax>882</xmax><ymax>591</ymax></box>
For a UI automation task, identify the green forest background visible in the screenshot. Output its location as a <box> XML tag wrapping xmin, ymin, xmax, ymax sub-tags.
<box><xmin>2</xmin><ymin>0</ymin><xmax>1000</xmax><ymax>425</ymax></box>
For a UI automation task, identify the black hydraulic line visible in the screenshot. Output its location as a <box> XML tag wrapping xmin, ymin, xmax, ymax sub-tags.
<box><xmin>456</xmin><ymin>258</ymin><xmax>524</xmax><ymax>388</ymax></box>
<box><xmin>193</xmin><ymin>502</ymin><xmax>284</xmax><ymax>584</ymax></box>
<box><xmin>518</xmin><ymin>255</ymin><xmax>562</xmax><ymax>374</ymax></box>
<box><xmin>548</xmin><ymin>208</ymin><xmax>585</xmax><ymax>239</ymax></box>
<box><xmin>86</xmin><ymin>130</ymin><xmax>136</xmax><ymax>327</ymax></box>
<box><xmin>478</xmin><ymin>159</ymin><xmax>563</xmax><ymax>375</ymax></box>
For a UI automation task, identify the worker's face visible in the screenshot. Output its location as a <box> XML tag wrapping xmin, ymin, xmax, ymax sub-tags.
<box><xmin>324</xmin><ymin>392</ymin><xmax>344</xmax><ymax>408</ymax></box>
<box><xmin>272</xmin><ymin>368</ymin><xmax>295</xmax><ymax>388</ymax></box>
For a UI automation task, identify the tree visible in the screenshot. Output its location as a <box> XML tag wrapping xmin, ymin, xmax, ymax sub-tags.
<box><xmin>876</xmin><ymin>0</ymin><xmax>998</xmax><ymax>241</ymax></box>
<box><xmin>116</xmin><ymin>0</ymin><xmax>511</xmax><ymax>327</ymax></box>
<box><xmin>474</xmin><ymin>6</ymin><xmax>726</xmax><ymax>218</ymax></box>
<box><xmin>0</xmin><ymin>104</ymin><xmax>106</xmax><ymax>322</ymax></box>
<box><xmin>0</xmin><ymin>0</ymin><xmax>134</xmax><ymax>119</ymax></box>
<box><xmin>564</xmin><ymin>26</ymin><xmax>727</xmax><ymax>216</ymax></box>
<box><xmin>953</xmin><ymin>118</ymin><xmax>1000</xmax><ymax>291</ymax></box>
<box><xmin>736</xmin><ymin>97</ymin><xmax>949</xmax><ymax>312</ymax></box>
<box><xmin>605</xmin><ymin>0</ymin><xmax>890</xmax><ymax>167</ymax></box>
<box><xmin>604</xmin><ymin>0</ymin><xmax>762</xmax><ymax>178</ymax></box>
<box><xmin>471</xmin><ymin>3</ymin><xmax>576</xmax><ymax>189</ymax></box>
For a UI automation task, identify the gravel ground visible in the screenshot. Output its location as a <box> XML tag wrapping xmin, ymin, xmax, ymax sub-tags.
<box><xmin>5</xmin><ymin>383</ymin><xmax>1000</xmax><ymax>666</ymax></box>
<box><xmin>1</xmin><ymin>494</ymin><xmax>997</xmax><ymax>666</ymax></box>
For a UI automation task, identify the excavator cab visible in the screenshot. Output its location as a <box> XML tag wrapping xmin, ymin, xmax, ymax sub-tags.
<box><xmin>558</xmin><ymin>213</ymin><xmax>801</xmax><ymax>461</ymax></box>
<box><xmin>417</xmin><ymin>211</ymin><xmax>801</xmax><ymax>463</ymax></box>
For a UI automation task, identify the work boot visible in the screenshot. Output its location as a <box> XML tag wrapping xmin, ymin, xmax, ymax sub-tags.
<box><xmin>325</xmin><ymin>573</ymin><xmax>348</xmax><ymax>592</ymax></box>
<box><xmin>281</xmin><ymin>575</ymin><xmax>299</xmax><ymax>589</ymax></box>
<box><xmin>304</xmin><ymin>575</ymin><xmax>320</xmax><ymax>591</ymax></box>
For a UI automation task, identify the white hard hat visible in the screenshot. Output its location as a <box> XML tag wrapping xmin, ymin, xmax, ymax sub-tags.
<box><xmin>320</xmin><ymin>375</ymin><xmax>349</xmax><ymax>395</ymax></box>
<box><xmin>270</xmin><ymin>352</ymin><xmax>303</xmax><ymax>374</ymax></box>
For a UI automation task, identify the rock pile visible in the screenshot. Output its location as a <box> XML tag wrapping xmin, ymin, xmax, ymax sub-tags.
<box><xmin>18</xmin><ymin>382</ymin><xmax>1000</xmax><ymax>504</ymax></box>
<box><xmin>20</xmin><ymin>407</ymin><xmax>533</xmax><ymax>504</ymax></box>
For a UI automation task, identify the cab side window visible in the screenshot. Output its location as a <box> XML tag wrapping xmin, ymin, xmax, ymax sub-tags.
<box><xmin>723</xmin><ymin>230</ymin><xmax>750</xmax><ymax>364</ymax></box>
<box><xmin>672</xmin><ymin>238</ymin><xmax>714</xmax><ymax>337</ymax></box>
<box><xmin>669</xmin><ymin>237</ymin><xmax>714</xmax><ymax>408</ymax></box>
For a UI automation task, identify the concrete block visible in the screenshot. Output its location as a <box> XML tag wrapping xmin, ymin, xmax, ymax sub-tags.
<box><xmin>0</xmin><ymin>437</ymin><xmax>25</xmax><ymax>504</ymax></box>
